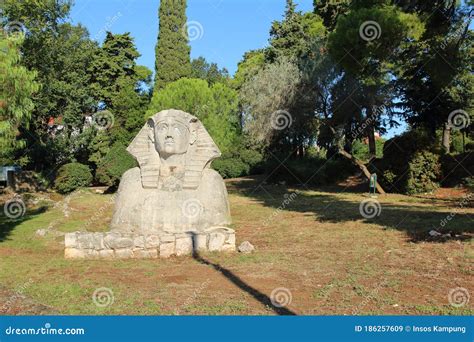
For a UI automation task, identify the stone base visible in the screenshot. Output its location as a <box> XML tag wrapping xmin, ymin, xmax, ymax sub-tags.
<box><xmin>64</xmin><ymin>227</ymin><xmax>236</xmax><ymax>259</ymax></box>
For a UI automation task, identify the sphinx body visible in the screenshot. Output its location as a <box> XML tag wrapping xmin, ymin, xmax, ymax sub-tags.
<box><xmin>110</xmin><ymin>109</ymin><xmax>231</xmax><ymax>235</ymax></box>
<box><xmin>64</xmin><ymin>109</ymin><xmax>234</xmax><ymax>259</ymax></box>
<box><xmin>110</xmin><ymin>166</ymin><xmax>231</xmax><ymax>234</ymax></box>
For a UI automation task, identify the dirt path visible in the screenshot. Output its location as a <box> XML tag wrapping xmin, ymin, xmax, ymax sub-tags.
<box><xmin>0</xmin><ymin>284</ymin><xmax>56</xmax><ymax>315</ymax></box>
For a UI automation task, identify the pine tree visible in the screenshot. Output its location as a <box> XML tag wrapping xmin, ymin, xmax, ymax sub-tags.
<box><xmin>0</xmin><ymin>32</ymin><xmax>39</xmax><ymax>164</ymax></box>
<box><xmin>154</xmin><ymin>0</ymin><xmax>191</xmax><ymax>93</ymax></box>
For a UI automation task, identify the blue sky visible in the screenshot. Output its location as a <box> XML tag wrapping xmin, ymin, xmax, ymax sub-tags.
<box><xmin>70</xmin><ymin>0</ymin><xmax>406</xmax><ymax>137</ymax></box>
<box><xmin>71</xmin><ymin>0</ymin><xmax>313</xmax><ymax>75</ymax></box>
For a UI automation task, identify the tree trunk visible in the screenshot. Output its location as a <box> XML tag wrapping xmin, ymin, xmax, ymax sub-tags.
<box><xmin>328</xmin><ymin>124</ymin><xmax>386</xmax><ymax>194</ymax></box>
<box><xmin>442</xmin><ymin>122</ymin><xmax>451</xmax><ymax>153</ymax></box>
<box><xmin>298</xmin><ymin>145</ymin><xmax>304</xmax><ymax>158</ymax></box>
<box><xmin>338</xmin><ymin>149</ymin><xmax>386</xmax><ymax>194</ymax></box>
<box><xmin>367</xmin><ymin>125</ymin><xmax>376</xmax><ymax>160</ymax></box>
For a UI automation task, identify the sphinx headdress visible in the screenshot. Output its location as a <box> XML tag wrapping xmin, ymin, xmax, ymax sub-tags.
<box><xmin>127</xmin><ymin>109</ymin><xmax>221</xmax><ymax>189</ymax></box>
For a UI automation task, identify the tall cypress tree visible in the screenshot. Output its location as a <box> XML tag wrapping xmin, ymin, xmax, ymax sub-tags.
<box><xmin>154</xmin><ymin>0</ymin><xmax>191</xmax><ymax>93</ymax></box>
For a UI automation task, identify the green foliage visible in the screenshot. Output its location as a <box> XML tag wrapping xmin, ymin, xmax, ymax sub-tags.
<box><xmin>267</xmin><ymin>0</ymin><xmax>325</xmax><ymax>61</ymax></box>
<box><xmin>232</xmin><ymin>50</ymin><xmax>265</xmax><ymax>90</ymax></box>
<box><xmin>191</xmin><ymin>57</ymin><xmax>229</xmax><ymax>85</ymax></box>
<box><xmin>266</xmin><ymin>156</ymin><xmax>356</xmax><ymax>186</ymax></box>
<box><xmin>406</xmin><ymin>151</ymin><xmax>441</xmax><ymax>194</ymax></box>
<box><xmin>212</xmin><ymin>158</ymin><xmax>249</xmax><ymax>179</ymax></box>
<box><xmin>89</xmin><ymin>32</ymin><xmax>140</xmax><ymax>107</ymax></box>
<box><xmin>89</xmin><ymin>32</ymin><xmax>151</xmax><ymax>139</ymax></box>
<box><xmin>0</xmin><ymin>32</ymin><xmax>40</xmax><ymax>164</ymax></box>
<box><xmin>464</xmin><ymin>176</ymin><xmax>474</xmax><ymax>191</ymax></box>
<box><xmin>314</xmin><ymin>0</ymin><xmax>350</xmax><ymax>30</ymax></box>
<box><xmin>147</xmin><ymin>78</ymin><xmax>212</xmax><ymax>117</ymax></box>
<box><xmin>441</xmin><ymin>152</ymin><xmax>474</xmax><ymax>187</ymax></box>
<box><xmin>371</xmin><ymin>130</ymin><xmax>444</xmax><ymax>194</ymax></box>
<box><xmin>147</xmin><ymin>78</ymin><xmax>240</xmax><ymax>154</ymax></box>
<box><xmin>328</xmin><ymin>5</ymin><xmax>424</xmax><ymax>80</ymax></box>
<box><xmin>154</xmin><ymin>0</ymin><xmax>191</xmax><ymax>91</ymax></box>
<box><xmin>239</xmin><ymin>56</ymin><xmax>301</xmax><ymax>146</ymax></box>
<box><xmin>87</xmin><ymin>131</ymin><xmax>112</xmax><ymax>169</ymax></box>
<box><xmin>95</xmin><ymin>144</ymin><xmax>137</xmax><ymax>186</ymax></box>
<box><xmin>352</xmin><ymin>139</ymin><xmax>385</xmax><ymax>161</ymax></box>
<box><xmin>54</xmin><ymin>162</ymin><xmax>92</xmax><ymax>194</ymax></box>
<box><xmin>212</xmin><ymin>137</ymin><xmax>264</xmax><ymax>179</ymax></box>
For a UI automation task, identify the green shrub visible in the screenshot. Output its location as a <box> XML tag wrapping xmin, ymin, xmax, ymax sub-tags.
<box><xmin>211</xmin><ymin>137</ymin><xmax>264</xmax><ymax>179</ymax></box>
<box><xmin>370</xmin><ymin>130</ymin><xmax>442</xmax><ymax>194</ymax></box>
<box><xmin>212</xmin><ymin>157</ymin><xmax>249</xmax><ymax>179</ymax></box>
<box><xmin>406</xmin><ymin>151</ymin><xmax>441</xmax><ymax>194</ymax></box>
<box><xmin>54</xmin><ymin>162</ymin><xmax>93</xmax><ymax>194</ymax></box>
<box><xmin>464</xmin><ymin>176</ymin><xmax>474</xmax><ymax>191</ymax></box>
<box><xmin>352</xmin><ymin>138</ymin><xmax>385</xmax><ymax>161</ymax></box>
<box><xmin>265</xmin><ymin>156</ymin><xmax>356</xmax><ymax>186</ymax></box>
<box><xmin>441</xmin><ymin>152</ymin><xmax>474</xmax><ymax>187</ymax></box>
<box><xmin>96</xmin><ymin>144</ymin><xmax>137</xmax><ymax>186</ymax></box>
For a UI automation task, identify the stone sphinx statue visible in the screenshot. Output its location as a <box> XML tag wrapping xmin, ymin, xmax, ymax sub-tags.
<box><xmin>111</xmin><ymin>109</ymin><xmax>231</xmax><ymax>234</ymax></box>
<box><xmin>64</xmin><ymin>109</ymin><xmax>235</xmax><ymax>259</ymax></box>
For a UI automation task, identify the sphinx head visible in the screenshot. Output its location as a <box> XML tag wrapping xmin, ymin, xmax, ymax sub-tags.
<box><xmin>149</xmin><ymin>111</ymin><xmax>197</xmax><ymax>158</ymax></box>
<box><xmin>128</xmin><ymin>109</ymin><xmax>221</xmax><ymax>189</ymax></box>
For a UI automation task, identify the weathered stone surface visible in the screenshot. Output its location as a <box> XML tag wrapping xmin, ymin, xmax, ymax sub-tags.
<box><xmin>77</xmin><ymin>233</ymin><xmax>95</xmax><ymax>249</ymax></box>
<box><xmin>145</xmin><ymin>235</ymin><xmax>160</xmax><ymax>248</ymax></box>
<box><xmin>134</xmin><ymin>235</ymin><xmax>146</xmax><ymax>248</ymax></box>
<box><xmin>91</xmin><ymin>233</ymin><xmax>105</xmax><ymax>250</ymax></box>
<box><xmin>221</xmin><ymin>243</ymin><xmax>236</xmax><ymax>252</ymax></box>
<box><xmin>65</xmin><ymin>247</ymin><xmax>86</xmax><ymax>259</ymax></box>
<box><xmin>103</xmin><ymin>233</ymin><xmax>120</xmax><ymax>249</ymax></box>
<box><xmin>225</xmin><ymin>232</ymin><xmax>236</xmax><ymax>246</ymax></box>
<box><xmin>238</xmin><ymin>241</ymin><xmax>255</xmax><ymax>254</ymax></box>
<box><xmin>105</xmin><ymin>235</ymin><xmax>133</xmax><ymax>249</ymax></box>
<box><xmin>84</xmin><ymin>249</ymin><xmax>99</xmax><ymax>259</ymax></box>
<box><xmin>115</xmin><ymin>248</ymin><xmax>133</xmax><ymax>259</ymax></box>
<box><xmin>35</xmin><ymin>228</ymin><xmax>47</xmax><ymax>237</ymax></box>
<box><xmin>160</xmin><ymin>234</ymin><xmax>175</xmax><ymax>243</ymax></box>
<box><xmin>98</xmin><ymin>249</ymin><xmax>115</xmax><ymax>259</ymax></box>
<box><xmin>160</xmin><ymin>242</ymin><xmax>175</xmax><ymax>258</ymax></box>
<box><xmin>65</xmin><ymin>232</ymin><xmax>77</xmax><ymax>248</ymax></box>
<box><xmin>133</xmin><ymin>248</ymin><xmax>158</xmax><ymax>259</ymax></box>
<box><xmin>109</xmin><ymin>109</ymin><xmax>231</xmax><ymax>235</ymax></box>
<box><xmin>193</xmin><ymin>233</ymin><xmax>208</xmax><ymax>252</ymax></box>
<box><xmin>209</xmin><ymin>232</ymin><xmax>226</xmax><ymax>252</ymax></box>
<box><xmin>175</xmin><ymin>236</ymin><xmax>193</xmax><ymax>256</ymax></box>
<box><xmin>65</xmin><ymin>110</ymin><xmax>238</xmax><ymax>259</ymax></box>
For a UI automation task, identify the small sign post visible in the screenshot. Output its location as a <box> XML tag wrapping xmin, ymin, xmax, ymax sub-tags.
<box><xmin>369</xmin><ymin>173</ymin><xmax>377</xmax><ymax>197</ymax></box>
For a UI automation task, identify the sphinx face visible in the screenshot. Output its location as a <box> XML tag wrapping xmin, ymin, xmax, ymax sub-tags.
<box><xmin>154</xmin><ymin>117</ymin><xmax>190</xmax><ymax>156</ymax></box>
